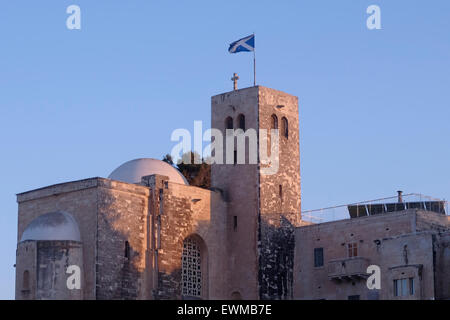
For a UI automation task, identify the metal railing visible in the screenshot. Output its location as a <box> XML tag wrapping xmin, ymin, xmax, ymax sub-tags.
<box><xmin>302</xmin><ymin>193</ymin><xmax>448</xmax><ymax>224</ymax></box>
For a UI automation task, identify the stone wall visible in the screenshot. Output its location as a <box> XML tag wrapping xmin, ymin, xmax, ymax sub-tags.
<box><xmin>416</xmin><ymin>210</ymin><xmax>450</xmax><ymax>232</ymax></box>
<box><xmin>433</xmin><ymin>232</ymin><xmax>450</xmax><ymax>299</ymax></box>
<box><xmin>36</xmin><ymin>240</ymin><xmax>83</xmax><ymax>299</ymax></box>
<box><xmin>151</xmin><ymin>179</ymin><xmax>227</xmax><ymax>300</ymax></box>
<box><xmin>258</xmin><ymin>213</ymin><xmax>296</xmax><ymax>300</ymax></box>
<box><xmin>95</xmin><ymin>179</ymin><xmax>149</xmax><ymax>300</ymax></box>
<box><xmin>211</xmin><ymin>87</ymin><xmax>260</xmax><ymax>299</ymax></box>
<box><xmin>257</xmin><ymin>87</ymin><xmax>300</xmax><ymax>300</ymax></box>
<box><xmin>211</xmin><ymin>86</ymin><xmax>301</xmax><ymax>300</ymax></box>
<box><xmin>258</xmin><ymin>87</ymin><xmax>301</xmax><ymax>225</ymax></box>
<box><xmin>379</xmin><ymin>232</ymin><xmax>434</xmax><ymax>300</ymax></box>
<box><xmin>293</xmin><ymin>210</ymin><xmax>450</xmax><ymax>300</ymax></box>
<box><xmin>16</xmin><ymin>178</ymin><xmax>100</xmax><ymax>299</ymax></box>
<box><xmin>15</xmin><ymin>241</ymin><xmax>37</xmax><ymax>300</ymax></box>
<box><xmin>294</xmin><ymin>210</ymin><xmax>417</xmax><ymax>299</ymax></box>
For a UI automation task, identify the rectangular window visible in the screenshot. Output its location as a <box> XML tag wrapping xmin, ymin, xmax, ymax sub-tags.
<box><xmin>409</xmin><ymin>278</ymin><xmax>415</xmax><ymax>295</ymax></box>
<box><xmin>401</xmin><ymin>279</ymin><xmax>408</xmax><ymax>296</ymax></box>
<box><xmin>233</xmin><ymin>216</ymin><xmax>238</xmax><ymax>232</ymax></box>
<box><xmin>394</xmin><ymin>278</ymin><xmax>411</xmax><ymax>297</ymax></box>
<box><xmin>314</xmin><ymin>248</ymin><xmax>324</xmax><ymax>267</ymax></box>
<box><xmin>394</xmin><ymin>279</ymin><xmax>399</xmax><ymax>297</ymax></box>
<box><xmin>348</xmin><ymin>243</ymin><xmax>358</xmax><ymax>257</ymax></box>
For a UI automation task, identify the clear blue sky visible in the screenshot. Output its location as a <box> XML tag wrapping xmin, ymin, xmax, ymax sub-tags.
<box><xmin>0</xmin><ymin>1</ymin><xmax>449</xmax><ymax>299</ymax></box>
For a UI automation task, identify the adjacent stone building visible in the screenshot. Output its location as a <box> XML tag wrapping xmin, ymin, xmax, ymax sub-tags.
<box><xmin>293</xmin><ymin>198</ymin><xmax>450</xmax><ymax>300</ymax></box>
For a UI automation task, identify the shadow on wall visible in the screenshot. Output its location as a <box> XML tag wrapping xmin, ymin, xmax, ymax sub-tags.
<box><xmin>97</xmin><ymin>193</ymin><xmax>211</xmax><ymax>300</ymax></box>
<box><xmin>95</xmin><ymin>204</ymin><xmax>144</xmax><ymax>300</ymax></box>
<box><xmin>258</xmin><ymin>215</ymin><xmax>296</xmax><ymax>300</ymax></box>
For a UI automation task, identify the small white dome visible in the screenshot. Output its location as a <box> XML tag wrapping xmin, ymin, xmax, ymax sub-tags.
<box><xmin>108</xmin><ymin>158</ymin><xmax>188</xmax><ymax>185</ymax></box>
<box><xmin>20</xmin><ymin>212</ymin><xmax>81</xmax><ymax>242</ymax></box>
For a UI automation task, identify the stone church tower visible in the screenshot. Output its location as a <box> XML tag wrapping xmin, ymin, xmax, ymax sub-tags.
<box><xmin>211</xmin><ymin>85</ymin><xmax>301</xmax><ymax>299</ymax></box>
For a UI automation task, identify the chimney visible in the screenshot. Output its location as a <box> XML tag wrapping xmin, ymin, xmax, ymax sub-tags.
<box><xmin>397</xmin><ymin>190</ymin><xmax>403</xmax><ymax>203</ymax></box>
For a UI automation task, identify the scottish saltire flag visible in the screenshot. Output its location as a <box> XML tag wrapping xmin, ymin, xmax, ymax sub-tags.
<box><xmin>228</xmin><ymin>34</ymin><xmax>255</xmax><ymax>53</ymax></box>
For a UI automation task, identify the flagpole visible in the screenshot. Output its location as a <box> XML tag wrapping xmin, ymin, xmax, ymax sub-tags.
<box><xmin>253</xmin><ymin>33</ymin><xmax>256</xmax><ymax>86</ymax></box>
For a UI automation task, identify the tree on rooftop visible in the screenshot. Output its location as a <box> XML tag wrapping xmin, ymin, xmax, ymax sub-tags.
<box><xmin>162</xmin><ymin>152</ymin><xmax>211</xmax><ymax>189</ymax></box>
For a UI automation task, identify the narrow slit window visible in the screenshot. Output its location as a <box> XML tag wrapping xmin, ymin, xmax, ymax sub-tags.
<box><xmin>282</xmin><ymin>117</ymin><xmax>288</xmax><ymax>138</ymax></box>
<box><xmin>23</xmin><ymin>270</ymin><xmax>30</xmax><ymax>291</ymax></box>
<box><xmin>225</xmin><ymin>117</ymin><xmax>234</xmax><ymax>130</ymax></box>
<box><xmin>125</xmin><ymin>241</ymin><xmax>130</xmax><ymax>259</ymax></box>
<box><xmin>409</xmin><ymin>278</ymin><xmax>415</xmax><ymax>295</ymax></box>
<box><xmin>237</xmin><ymin>114</ymin><xmax>245</xmax><ymax>131</ymax></box>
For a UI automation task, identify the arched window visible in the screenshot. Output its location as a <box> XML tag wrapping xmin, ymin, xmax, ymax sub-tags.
<box><xmin>231</xmin><ymin>291</ymin><xmax>242</xmax><ymax>300</ymax></box>
<box><xmin>282</xmin><ymin>117</ymin><xmax>288</xmax><ymax>138</ymax></box>
<box><xmin>23</xmin><ymin>270</ymin><xmax>30</xmax><ymax>291</ymax></box>
<box><xmin>271</xmin><ymin>114</ymin><xmax>278</xmax><ymax>130</ymax></box>
<box><xmin>182</xmin><ymin>236</ymin><xmax>203</xmax><ymax>298</ymax></box>
<box><xmin>225</xmin><ymin>117</ymin><xmax>233</xmax><ymax>130</ymax></box>
<box><xmin>237</xmin><ymin>114</ymin><xmax>245</xmax><ymax>131</ymax></box>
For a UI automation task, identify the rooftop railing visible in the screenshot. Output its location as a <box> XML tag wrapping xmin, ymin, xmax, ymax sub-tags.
<box><xmin>302</xmin><ymin>193</ymin><xmax>448</xmax><ymax>224</ymax></box>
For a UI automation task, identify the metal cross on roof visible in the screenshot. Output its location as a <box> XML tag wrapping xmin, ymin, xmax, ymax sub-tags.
<box><xmin>231</xmin><ymin>73</ymin><xmax>239</xmax><ymax>91</ymax></box>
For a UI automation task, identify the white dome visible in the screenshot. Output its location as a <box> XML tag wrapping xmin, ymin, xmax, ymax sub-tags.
<box><xmin>20</xmin><ymin>212</ymin><xmax>81</xmax><ymax>242</ymax></box>
<box><xmin>108</xmin><ymin>158</ymin><xmax>188</xmax><ymax>185</ymax></box>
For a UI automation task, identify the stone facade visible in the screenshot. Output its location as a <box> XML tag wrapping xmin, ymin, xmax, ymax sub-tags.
<box><xmin>14</xmin><ymin>85</ymin><xmax>450</xmax><ymax>300</ymax></box>
<box><xmin>15</xmin><ymin>176</ymin><xmax>228</xmax><ymax>300</ymax></box>
<box><xmin>211</xmin><ymin>86</ymin><xmax>301</xmax><ymax>300</ymax></box>
<box><xmin>293</xmin><ymin>209</ymin><xmax>450</xmax><ymax>300</ymax></box>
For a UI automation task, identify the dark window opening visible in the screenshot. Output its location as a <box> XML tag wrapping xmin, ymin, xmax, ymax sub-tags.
<box><xmin>237</xmin><ymin>114</ymin><xmax>245</xmax><ymax>131</ymax></box>
<box><xmin>234</xmin><ymin>150</ymin><xmax>237</xmax><ymax>165</ymax></box>
<box><xmin>314</xmin><ymin>248</ymin><xmax>324</xmax><ymax>267</ymax></box>
<box><xmin>233</xmin><ymin>216</ymin><xmax>238</xmax><ymax>231</ymax></box>
<box><xmin>271</xmin><ymin>114</ymin><xmax>278</xmax><ymax>130</ymax></box>
<box><xmin>282</xmin><ymin>117</ymin><xmax>288</xmax><ymax>138</ymax></box>
<box><xmin>225</xmin><ymin>117</ymin><xmax>234</xmax><ymax>130</ymax></box>
<box><xmin>279</xmin><ymin>185</ymin><xmax>283</xmax><ymax>200</ymax></box>
<box><xmin>125</xmin><ymin>241</ymin><xmax>131</xmax><ymax>259</ymax></box>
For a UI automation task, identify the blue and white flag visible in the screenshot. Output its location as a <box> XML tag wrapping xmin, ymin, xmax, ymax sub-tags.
<box><xmin>228</xmin><ymin>34</ymin><xmax>255</xmax><ymax>53</ymax></box>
